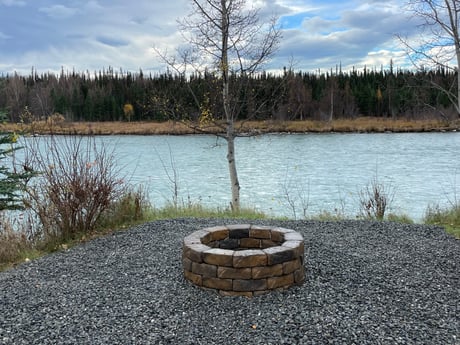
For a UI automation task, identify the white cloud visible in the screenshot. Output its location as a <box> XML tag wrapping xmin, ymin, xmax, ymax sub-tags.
<box><xmin>355</xmin><ymin>49</ymin><xmax>408</xmax><ymax>70</ymax></box>
<box><xmin>272</xmin><ymin>0</ymin><xmax>412</xmax><ymax>71</ymax></box>
<box><xmin>39</xmin><ymin>5</ymin><xmax>79</xmax><ymax>19</ymax></box>
<box><xmin>276</xmin><ymin>0</ymin><xmax>320</xmax><ymax>13</ymax></box>
<box><xmin>0</xmin><ymin>0</ymin><xmax>417</xmax><ymax>75</ymax></box>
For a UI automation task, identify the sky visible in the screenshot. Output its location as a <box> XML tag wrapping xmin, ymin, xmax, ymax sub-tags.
<box><xmin>0</xmin><ymin>0</ymin><xmax>418</xmax><ymax>76</ymax></box>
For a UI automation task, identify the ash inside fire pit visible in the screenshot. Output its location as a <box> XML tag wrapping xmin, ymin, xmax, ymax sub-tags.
<box><xmin>182</xmin><ymin>224</ymin><xmax>305</xmax><ymax>297</ymax></box>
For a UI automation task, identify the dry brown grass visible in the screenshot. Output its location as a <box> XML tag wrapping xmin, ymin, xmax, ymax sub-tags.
<box><xmin>0</xmin><ymin>120</ymin><xmax>198</xmax><ymax>135</ymax></box>
<box><xmin>0</xmin><ymin>223</ymin><xmax>32</xmax><ymax>268</ymax></box>
<box><xmin>0</xmin><ymin>117</ymin><xmax>458</xmax><ymax>135</ymax></box>
<box><xmin>227</xmin><ymin>117</ymin><xmax>457</xmax><ymax>133</ymax></box>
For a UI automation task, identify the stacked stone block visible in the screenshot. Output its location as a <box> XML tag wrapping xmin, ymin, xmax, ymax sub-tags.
<box><xmin>182</xmin><ymin>224</ymin><xmax>305</xmax><ymax>297</ymax></box>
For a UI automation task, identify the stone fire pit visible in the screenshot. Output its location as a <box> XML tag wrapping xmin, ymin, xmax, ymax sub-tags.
<box><xmin>182</xmin><ymin>224</ymin><xmax>305</xmax><ymax>297</ymax></box>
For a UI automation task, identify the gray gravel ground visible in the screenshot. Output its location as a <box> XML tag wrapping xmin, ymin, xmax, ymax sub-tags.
<box><xmin>0</xmin><ymin>218</ymin><xmax>459</xmax><ymax>345</ymax></box>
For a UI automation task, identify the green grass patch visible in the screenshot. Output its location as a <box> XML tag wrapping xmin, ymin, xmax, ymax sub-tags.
<box><xmin>149</xmin><ymin>202</ymin><xmax>268</xmax><ymax>220</ymax></box>
<box><xmin>0</xmin><ymin>198</ymin><xmax>268</xmax><ymax>272</ymax></box>
<box><xmin>309</xmin><ymin>210</ymin><xmax>347</xmax><ymax>222</ymax></box>
<box><xmin>2</xmin><ymin>200</ymin><xmax>457</xmax><ymax>273</ymax></box>
<box><xmin>424</xmin><ymin>205</ymin><xmax>460</xmax><ymax>238</ymax></box>
<box><xmin>386</xmin><ymin>213</ymin><xmax>414</xmax><ymax>224</ymax></box>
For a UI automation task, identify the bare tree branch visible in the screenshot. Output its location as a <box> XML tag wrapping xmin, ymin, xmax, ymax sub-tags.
<box><xmin>399</xmin><ymin>0</ymin><xmax>460</xmax><ymax>117</ymax></box>
<box><xmin>156</xmin><ymin>0</ymin><xmax>281</xmax><ymax>210</ymax></box>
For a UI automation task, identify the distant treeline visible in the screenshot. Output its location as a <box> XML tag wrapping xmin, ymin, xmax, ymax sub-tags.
<box><xmin>0</xmin><ymin>65</ymin><xmax>458</xmax><ymax>123</ymax></box>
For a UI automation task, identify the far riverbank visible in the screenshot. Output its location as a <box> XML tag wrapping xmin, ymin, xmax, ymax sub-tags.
<box><xmin>1</xmin><ymin>117</ymin><xmax>459</xmax><ymax>135</ymax></box>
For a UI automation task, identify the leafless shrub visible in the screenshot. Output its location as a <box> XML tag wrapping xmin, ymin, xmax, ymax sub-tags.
<box><xmin>358</xmin><ymin>176</ymin><xmax>394</xmax><ymax>220</ymax></box>
<box><xmin>156</xmin><ymin>144</ymin><xmax>180</xmax><ymax>208</ymax></box>
<box><xmin>281</xmin><ymin>171</ymin><xmax>310</xmax><ymax>220</ymax></box>
<box><xmin>19</xmin><ymin>106</ymin><xmax>34</xmax><ymax>124</ymax></box>
<box><xmin>21</xmin><ymin>135</ymin><xmax>126</xmax><ymax>240</ymax></box>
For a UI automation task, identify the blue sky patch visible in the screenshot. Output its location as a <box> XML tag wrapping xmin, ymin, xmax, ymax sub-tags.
<box><xmin>280</xmin><ymin>12</ymin><xmax>310</xmax><ymax>29</ymax></box>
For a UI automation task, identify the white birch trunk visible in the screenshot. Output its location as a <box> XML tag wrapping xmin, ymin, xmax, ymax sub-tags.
<box><xmin>221</xmin><ymin>0</ymin><xmax>240</xmax><ymax>210</ymax></box>
<box><xmin>226</xmin><ymin>127</ymin><xmax>240</xmax><ymax>210</ymax></box>
<box><xmin>456</xmin><ymin>44</ymin><xmax>460</xmax><ymax>115</ymax></box>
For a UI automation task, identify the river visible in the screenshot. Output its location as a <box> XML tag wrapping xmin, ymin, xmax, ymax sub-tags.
<box><xmin>19</xmin><ymin>132</ymin><xmax>460</xmax><ymax>221</ymax></box>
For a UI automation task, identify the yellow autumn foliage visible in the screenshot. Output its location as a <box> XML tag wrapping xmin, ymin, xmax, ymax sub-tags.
<box><xmin>123</xmin><ymin>103</ymin><xmax>134</xmax><ymax>121</ymax></box>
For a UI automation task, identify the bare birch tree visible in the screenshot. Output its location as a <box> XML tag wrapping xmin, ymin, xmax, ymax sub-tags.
<box><xmin>159</xmin><ymin>0</ymin><xmax>281</xmax><ymax>210</ymax></box>
<box><xmin>399</xmin><ymin>0</ymin><xmax>460</xmax><ymax>117</ymax></box>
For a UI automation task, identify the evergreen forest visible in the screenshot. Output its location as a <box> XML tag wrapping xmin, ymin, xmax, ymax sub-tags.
<box><xmin>0</xmin><ymin>65</ymin><xmax>458</xmax><ymax>124</ymax></box>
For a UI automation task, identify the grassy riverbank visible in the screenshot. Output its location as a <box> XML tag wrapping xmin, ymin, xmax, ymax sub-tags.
<box><xmin>0</xmin><ymin>202</ymin><xmax>267</xmax><ymax>272</ymax></box>
<box><xmin>1</xmin><ymin>117</ymin><xmax>459</xmax><ymax>135</ymax></box>
<box><xmin>1</xmin><ymin>201</ymin><xmax>459</xmax><ymax>273</ymax></box>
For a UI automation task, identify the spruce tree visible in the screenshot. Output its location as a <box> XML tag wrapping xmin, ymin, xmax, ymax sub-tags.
<box><xmin>0</xmin><ymin>133</ymin><xmax>34</xmax><ymax>210</ymax></box>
